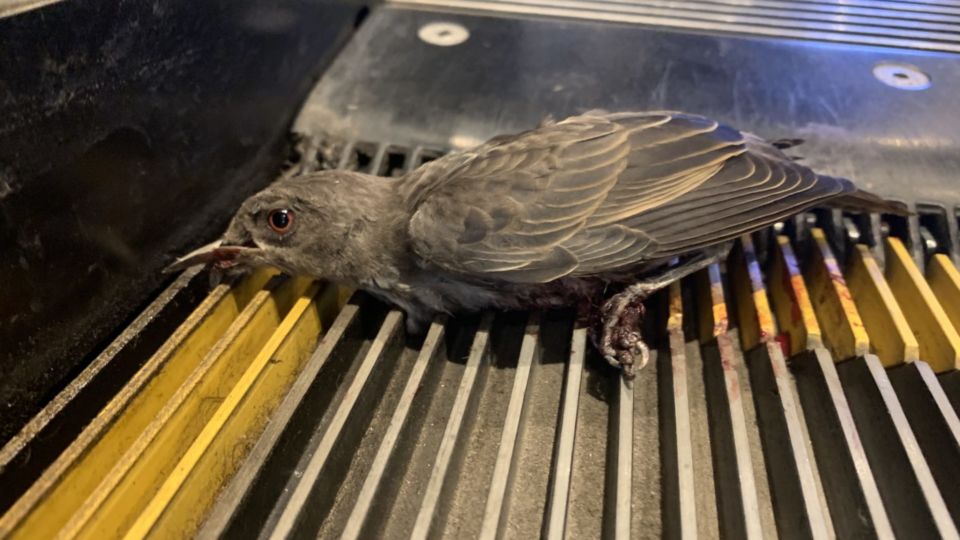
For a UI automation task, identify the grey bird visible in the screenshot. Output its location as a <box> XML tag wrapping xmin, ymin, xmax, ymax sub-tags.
<box><xmin>165</xmin><ymin>111</ymin><xmax>905</xmax><ymax>378</ymax></box>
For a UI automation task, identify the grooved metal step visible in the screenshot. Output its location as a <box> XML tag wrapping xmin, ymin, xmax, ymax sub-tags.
<box><xmin>3</xmin><ymin>142</ymin><xmax>960</xmax><ymax>539</ymax></box>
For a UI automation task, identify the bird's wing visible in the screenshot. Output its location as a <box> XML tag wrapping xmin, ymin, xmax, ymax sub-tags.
<box><xmin>567</xmin><ymin>125</ymin><xmax>857</xmax><ymax>270</ymax></box>
<box><xmin>610</xmin><ymin>151</ymin><xmax>850</xmax><ymax>261</ymax></box>
<box><xmin>405</xmin><ymin>112</ymin><xmax>852</xmax><ymax>283</ymax></box>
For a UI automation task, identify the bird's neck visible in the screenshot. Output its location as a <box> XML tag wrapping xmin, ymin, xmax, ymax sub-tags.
<box><xmin>327</xmin><ymin>173</ymin><xmax>413</xmax><ymax>290</ymax></box>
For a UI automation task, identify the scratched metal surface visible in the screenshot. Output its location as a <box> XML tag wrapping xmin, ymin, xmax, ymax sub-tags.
<box><xmin>393</xmin><ymin>0</ymin><xmax>960</xmax><ymax>53</ymax></box>
<box><xmin>299</xmin><ymin>5</ymin><xmax>960</xmax><ymax>208</ymax></box>
<box><xmin>0</xmin><ymin>0</ymin><xmax>368</xmax><ymax>445</ymax></box>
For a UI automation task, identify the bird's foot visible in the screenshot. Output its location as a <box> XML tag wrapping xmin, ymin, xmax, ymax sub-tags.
<box><xmin>595</xmin><ymin>288</ymin><xmax>652</xmax><ymax>380</ymax></box>
<box><xmin>586</xmin><ymin>248</ymin><xmax>728</xmax><ymax>378</ymax></box>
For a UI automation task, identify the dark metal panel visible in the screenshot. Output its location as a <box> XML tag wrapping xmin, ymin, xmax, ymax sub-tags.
<box><xmin>298</xmin><ymin>6</ymin><xmax>960</xmax><ymax>212</ymax></box>
<box><xmin>0</xmin><ymin>0</ymin><xmax>367</xmax><ymax>444</ymax></box>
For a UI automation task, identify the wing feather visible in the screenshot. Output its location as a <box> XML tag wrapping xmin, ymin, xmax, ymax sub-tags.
<box><xmin>405</xmin><ymin>111</ymin><xmax>856</xmax><ymax>283</ymax></box>
<box><xmin>634</xmin><ymin>157</ymin><xmax>849</xmax><ymax>258</ymax></box>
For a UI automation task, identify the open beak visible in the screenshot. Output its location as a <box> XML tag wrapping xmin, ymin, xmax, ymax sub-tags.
<box><xmin>162</xmin><ymin>239</ymin><xmax>260</xmax><ymax>274</ymax></box>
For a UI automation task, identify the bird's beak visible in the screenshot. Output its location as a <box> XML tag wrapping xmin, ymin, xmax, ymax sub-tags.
<box><xmin>162</xmin><ymin>239</ymin><xmax>260</xmax><ymax>274</ymax></box>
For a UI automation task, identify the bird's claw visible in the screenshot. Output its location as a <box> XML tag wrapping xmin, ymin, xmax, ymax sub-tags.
<box><xmin>597</xmin><ymin>292</ymin><xmax>649</xmax><ymax>380</ymax></box>
<box><xmin>601</xmin><ymin>333</ymin><xmax>649</xmax><ymax>380</ymax></box>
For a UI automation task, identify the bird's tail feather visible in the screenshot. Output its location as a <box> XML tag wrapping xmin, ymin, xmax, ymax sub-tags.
<box><xmin>824</xmin><ymin>176</ymin><xmax>910</xmax><ymax>215</ymax></box>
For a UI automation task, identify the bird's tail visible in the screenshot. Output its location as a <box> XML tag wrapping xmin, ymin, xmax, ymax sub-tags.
<box><xmin>824</xmin><ymin>176</ymin><xmax>910</xmax><ymax>215</ymax></box>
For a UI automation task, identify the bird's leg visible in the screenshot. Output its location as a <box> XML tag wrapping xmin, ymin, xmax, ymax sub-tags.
<box><xmin>598</xmin><ymin>246</ymin><xmax>729</xmax><ymax>379</ymax></box>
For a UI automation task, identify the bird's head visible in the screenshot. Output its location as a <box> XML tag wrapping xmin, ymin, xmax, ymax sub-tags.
<box><xmin>164</xmin><ymin>171</ymin><xmax>391</xmax><ymax>281</ymax></box>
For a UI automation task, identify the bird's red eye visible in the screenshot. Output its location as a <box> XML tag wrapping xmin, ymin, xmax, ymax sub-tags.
<box><xmin>268</xmin><ymin>209</ymin><xmax>294</xmax><ymax>234</ymax></box>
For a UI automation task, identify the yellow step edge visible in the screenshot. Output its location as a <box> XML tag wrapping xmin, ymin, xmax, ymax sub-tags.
<box><xmin>768</xmin><ymin>235</ymin><xmax>822</xmax><ymax>356</ymax></box>
<box><xmin>697</xmin><ymin>263</ymin><xmax>728</xmax><ymax>344</ymax></box>
<box><xmin>2</xmin><ymin>269</ymin><xmax>275</xmax><ymax>540</ymax></box>
<box><xmin>927</xmin><ymin>254</ymin><xmax>960</xmax><ymax>337</ymax></box>
<box><xmin>62</xmin><ymin>275</ymin><xmax>314</xmax><ymax>540</ymax></box>
<box><xmin>729</xmin><ymin>235</ymin><xmax>778</xmax><ymax>352</ymax></box>
<box><xmin>804</xmin><ymin>228</ymin><xmax>870</xmax><ymax>361</ymax></box>
<box><xmin>846</xmin><ymin>244</ymin><xmax>919</xmax><ymax>367</ymax></box>
<box><xmin>667</xmin><ymin>281</ymin><xmax>682</xmax><ymax>332</ymax></box>
<box><xmin>126</xmin><ymin>282</ymin><xmax>341</xmax><ymax>540</ymax></box>
<box><xmin>337</xmin><ymin>286</ymin><xmax>355</xmax><ymax>310</ymax></box>
<box><xmin>885</xmin><ymin>238</ymin><xmax>960</xmax><ymax>373</ymax></box>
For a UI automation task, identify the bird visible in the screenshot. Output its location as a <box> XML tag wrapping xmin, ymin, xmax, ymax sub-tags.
<box><xmin>165</xmin><ymin>110</ymin><xmax>905</xmax><ymax>378</ymax></box>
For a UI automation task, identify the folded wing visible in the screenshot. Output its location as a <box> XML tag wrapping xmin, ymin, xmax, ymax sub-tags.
<box><xmin>405</xmin><ymin>111</ymin><xmax>855</xmax><ymax>283</ymax></box>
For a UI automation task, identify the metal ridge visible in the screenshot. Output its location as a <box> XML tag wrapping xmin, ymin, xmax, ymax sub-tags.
<box><xmin>391</xmin><ymin>0</ymin><xmax>960</xmax><ymax>53</ymax></box>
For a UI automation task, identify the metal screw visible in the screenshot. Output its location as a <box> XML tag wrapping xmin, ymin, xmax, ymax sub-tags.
<box><xmin>920</xmin><ymin>226</ymin><xmax>939</xmax><ymax>255</ymax></box>
<box><xmin>843</xmin><ymin>217</ymin><xmax>861</xmax><ymax>243</ymax></box>
<box><xmin>418</xmin><ymin>22</ymin><xmax>469</xmax><ymax>47</ymax></box>
<box><xmin>873</xmin><ymin>62</ymin><xmax>931</xmax><ymax>91</ymax></box>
